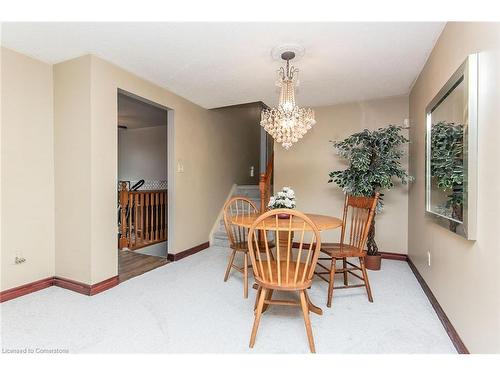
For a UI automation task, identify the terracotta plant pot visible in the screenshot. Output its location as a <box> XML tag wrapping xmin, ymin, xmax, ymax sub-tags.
<box><xmin>365</xmin><ymin>254</ymin><xmax>382</xmax><ymax>270</ymax></box>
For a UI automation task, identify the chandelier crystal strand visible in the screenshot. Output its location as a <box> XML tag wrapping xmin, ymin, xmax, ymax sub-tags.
<box><xmin>261</xmin><ymin>52</ymin><xmax>316</xmax><ymax>149</ymax></box>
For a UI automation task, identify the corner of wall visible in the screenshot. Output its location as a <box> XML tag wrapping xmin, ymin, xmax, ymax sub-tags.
<box><xmin>209</xmin><ymin>183</ymin><xmax>237</xmax><ymax>243</ymax></box>
<box><xmin>53</xmin><ymin>54</ymin><xmax>93</xmax><ymax>284</ymax></box>
<box><xmin>1</xmin><ymin>47</ymin><xmax>56</xmax><ymax>291</ymax></box>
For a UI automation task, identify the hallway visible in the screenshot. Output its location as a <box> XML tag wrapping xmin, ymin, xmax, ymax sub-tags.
<box><xmin>118</xmin><ymin>250</ymin><xmax>169</xmax><ymax>283</ymax></box>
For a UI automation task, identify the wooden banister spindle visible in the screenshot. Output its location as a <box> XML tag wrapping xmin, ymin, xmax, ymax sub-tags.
<box><xmin>159</xmin><ymin>192</ymin><xmax>164</xmax><ymax>240</ymax></box>
<box><xmin>149</xmin><ymin>193</ymin><xmax>154</xmax><ymax>241</ymax></box>
<box><xmin>167</xmin><ymin>191</ymin><xmax>169</xmax><ymax>237</ymax></box>
<box><xmin>259</xmin><ymin>152</ymin><xmax>273</xmax><ymax>243</ymax></box>
<box><xmin>119</xmin><ymin>182</ymin><xmax>129</xmax><ymax>249</ymax></box>
<box><xmin>155</xmin><ymin>192</ymin><xmax>159</xmax><ymax>241</ymax></box>
<box><xmin>118</xmin><ymin>188</ymin><xmax>168</xmax><ymax>251</ymax></box>
<box><xmin>137</xmin><ymin>193</ymin><xmax>144</xmax><ymax>243</ymax></box>
<box><xmin>145</xmin><ymin>194</ymin><xmax>150</xmax><ymax>242</ymax></box>
<box><xmin>129</xmin><ymin>193</ymin><xmax>134</xmax><ymax>248</ymax></box>
<box><xmin>135</xmin><ymin>193</ymin><xmax>139</xmax><ymax>245</ymax></box>
<box><xmin>259</xmin><ymin>173</ymin><xmax>266</xmax><ymax>214</ymax></box>
<box><xmin>164</xmin><ymin>191</ymin><xmax>168</xmax><ymax>240</ymax></box>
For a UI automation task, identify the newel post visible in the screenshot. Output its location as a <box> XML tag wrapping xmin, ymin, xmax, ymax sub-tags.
<box><xmin>258</xmin><ymin>173</ymin><xmax>267</xmax><ymax>243</ymax></box>
<box><xmin>259</xmin><ymin>173</ymin><xmax>266</xmax><ymax>214</ymax></box>
<box><xmin>119</xmin><ymin>182</ymin><xmax>129</xmax><ymax>249</ymax></box>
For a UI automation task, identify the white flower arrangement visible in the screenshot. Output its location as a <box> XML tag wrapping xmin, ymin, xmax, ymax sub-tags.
<box><xmin>268</xmin><ymin>186</ymin><xmax>296</xmax><ymax>209</ymax></box>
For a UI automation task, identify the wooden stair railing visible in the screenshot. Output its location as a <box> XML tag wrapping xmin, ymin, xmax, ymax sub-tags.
<box><xmin>118</xmin><ymin>182</ymin><xmax>168</xmax><ymax>250</ymax></box>
<box><xmin>259</xmin><ymin>152</ymin><xmax>274</xmax><ymax>213</ymax></box>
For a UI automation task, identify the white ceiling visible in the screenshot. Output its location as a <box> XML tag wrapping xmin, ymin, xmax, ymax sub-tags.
<box><xmin>1</xmin><ymin>22</ymin><xmax>444</xmax><ymax>109</ymax></box>
<box><xmin>118</xmin><ymin>93</ymin><xmax>167</xmax><ymax>129</ymax></box>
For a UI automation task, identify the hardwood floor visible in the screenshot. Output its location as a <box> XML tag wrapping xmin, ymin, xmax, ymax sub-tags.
<box><xmin>118</xmin><ymin>249</ymin><xmax>169</xmax><ymax>283</ymax></box>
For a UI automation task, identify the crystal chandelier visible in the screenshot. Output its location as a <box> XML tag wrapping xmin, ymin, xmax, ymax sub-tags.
<box><xmin>261</xmin><ymin>51</ymin><xmax>316</xmax><ymax>150</ymax></box>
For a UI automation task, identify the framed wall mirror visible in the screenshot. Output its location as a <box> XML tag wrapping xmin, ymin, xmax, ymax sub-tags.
<box><xmin>425</xmin><ymin>54</ymin><xmax>478</xmax><ymax>240</ymax></box>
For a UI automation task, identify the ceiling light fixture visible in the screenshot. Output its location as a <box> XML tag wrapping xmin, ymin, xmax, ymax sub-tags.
<box><xmin>261</xmin><ymin>51</ymin><xmax>316</xmax><ymax>150</ymax></box>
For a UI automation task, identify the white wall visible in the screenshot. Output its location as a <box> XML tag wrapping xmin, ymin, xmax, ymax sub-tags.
<box><xmin>54</xmin><ymin>55</ymin><xmax>92</xmax><ymax>283</ymax></box>
<box><xmin>51</xmin><ymin>55</ymin><xmax>265</xmax><ymax>285</ymax></box>
<box><xmin>408</xmin><ymin>22</ymin><xmax>500</xmax><ymax>353</ymax></box>
<box><xmin>1</xmin><ymin>47</ymin><xmax>55</xmax><ymax>290</ymax></box>
<box><xmin>118</xmin><ymin>126</ymin><xmax>167</xmax><ymax>182</ymax></box>
<box><xmin>275</xmin><ymin>96</ymin><xmax>409</xmax><ymax>252</ymax></box>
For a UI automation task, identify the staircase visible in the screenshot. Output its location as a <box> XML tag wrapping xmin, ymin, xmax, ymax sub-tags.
<box><xmin>211</xmin><ymin>185</ymin><xmax>261</xmax><ymax>248</ymax></box>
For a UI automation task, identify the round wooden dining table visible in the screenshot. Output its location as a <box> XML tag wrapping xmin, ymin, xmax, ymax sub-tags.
<box><xmin>230</xmin><ymin>212</ymin><xmax>343</xmax><ymax>315</ymax></box>
<box><xmin>230</xmin><ymin>213</ymin><xmax>342</xmax><ymax>231</ymax></box>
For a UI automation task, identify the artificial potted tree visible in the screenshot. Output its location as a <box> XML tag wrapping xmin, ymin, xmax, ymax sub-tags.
<box><xmin>430</xmin><ymin>121</ymin><xmax>464</xmax><ymax>232</ymax></box>
<box><xmin>328</xmin><ymin>125</ymin><xmax>413</xmax><ymax>270</ymax></box>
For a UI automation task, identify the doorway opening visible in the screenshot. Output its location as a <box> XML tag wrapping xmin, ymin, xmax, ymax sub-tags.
<box><xmin>117</xmin><ymin>90</ymin><xmax>169</xmax><ymax>282</ymax></box>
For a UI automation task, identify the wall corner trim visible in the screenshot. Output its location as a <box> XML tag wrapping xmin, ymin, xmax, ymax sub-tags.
<box><xmin>379</xmin><ymin>251</ymin><xmax>409</xmax><ymax>261</ymax></box>
<box><xmin>54</xmin><ymin>276</ymin><xmax>119</xmax><ymax>296</ymax></box>
<box><xmin>291</xmin><ymin>245</ymin><xmax>469</xmax><ymax>353</ymax></box>
<box><xmin>167</xmin><ymin>242</ymin><xmax>210</xmax><ymax>262</ymax></box>
<box><xmin>407</xmin><ymin>256</ymin><xmax>470</xmax><ymax>354</ymax></box>
<box><xmin>0</xmin><ymin>277</ymin><xmax>55</xmax><ymax>303</ymax></box>
<box><xmin>0</xmin><ymin>244</ymin><xmax>470</xmax><ymax>354</ymax></box>
<box><xmin>0</xmin><ymin>275</ymin><xmax>119</xmax><ymax>303</ymax></box>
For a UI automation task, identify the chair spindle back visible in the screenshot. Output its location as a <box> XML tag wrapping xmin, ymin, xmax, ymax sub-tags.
<box><xmin>339</xmin><ymin>193</ymin><xmax>379</xmax><ymax>251</ymax></box>
<box><xmin>247</xmin><ymin>209</ymin><xmax>321</xmax><ymax>288</ymax></box>
<box><xmin>223</xmin><ymin>197</ymin><xmax>259</xmax><ymax>247</ymax></box>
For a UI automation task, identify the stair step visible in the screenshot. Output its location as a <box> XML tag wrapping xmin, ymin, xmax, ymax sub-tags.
<box><xmin>212</xmin><ymin>184</ymin><xmax>265</xmax><ymax>245</ymax></box>
<box><xmin>236</xmin><ymin>184</ymin><xmax>259</xmax><ymax>189</ymax></box>
<box><xmin>235</xmin><ymin>186</ymin><xmax>260</xmax><ymax>194</ymax></box>
<box><xmin>212</xmin><ymin>239</ymin><xmax>230</xmax><ymax>248</ymax></box>
<box><xmin>236</xmin><ymin>198</ymin><xmax>260</xmax><ymax>202</ymax></box>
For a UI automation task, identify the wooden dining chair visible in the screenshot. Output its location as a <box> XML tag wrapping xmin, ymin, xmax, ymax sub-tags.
<box><xmin>222</xmin><ymin>196</ymin><xmax>260</xmax><ymax>298</ymax></box>
<box><xmin>316</xmin><ymin>193</ymin><xmax>379</xmax><ymax>307</ymax></box>
<box><xmin>247</xmin><ymin>209</ymin><xmax>322</xmax><ymax>353</ymax></box>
